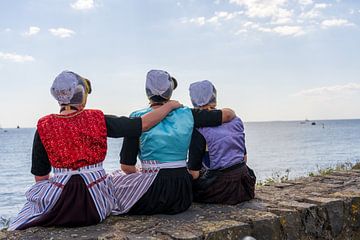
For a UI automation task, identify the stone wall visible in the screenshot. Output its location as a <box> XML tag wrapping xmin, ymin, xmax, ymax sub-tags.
<box><xmin>2</xmin><ymin>169</ymin><xmax>360</xmax><ymax>240</ymax></box>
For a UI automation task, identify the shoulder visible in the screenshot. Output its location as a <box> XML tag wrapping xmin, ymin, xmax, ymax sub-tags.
<box><xmin>233</xmin><ymin>117</ymin><xmax>244</xmax><ymax>125</ymax></box>
<box><xmin>84</xmin><ymin>109</ymin><xmax>104</xmax><ymax>116</ymax></box>
<box><xmin>173</xmin><ymin>106</ymin><xmax>192</xmax><ymax>114</ymax></box>
<box><xmin>223</xmin><ymin>117</ymin><xmax>244</xmax><ymax>131</ymax></box>
<box><xmin>169</xmin><ymin>107</ymin><xmax>193</xmax><ymax>119</ymax></box>
<box><xmin>130</xmin><ymin>107</ymin><xmax>152</xmax><ymax>118</ymax></box>
<box><xmin>37</xmin><ymin>114</ymin><xmax>55</xmax><ymax>127</ymax></box>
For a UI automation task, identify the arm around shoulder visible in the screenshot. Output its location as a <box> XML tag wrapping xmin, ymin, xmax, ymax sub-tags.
<box><xmin>141</xmin><ymin>100</ymin><xmax>182</xmax><ymax>131</ymax></box>
<box><xmin>221</xmin><ymin>108</ymin><xmax>236</xmax><ymax>123</ymax></box>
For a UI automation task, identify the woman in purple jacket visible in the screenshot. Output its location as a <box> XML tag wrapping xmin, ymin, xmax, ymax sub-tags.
<box><xmin>187</xmin><ymin>80</ymin><xmax>256</xmax><ymax>204</ymax></box>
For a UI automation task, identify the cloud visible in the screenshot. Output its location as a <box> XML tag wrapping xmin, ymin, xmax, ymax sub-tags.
<box><xmin>0</xmin><ymin>52</ymin><xmax>35</xmax><ymax>63</ymax></box>
<box><xmin>208</xmin><ymin>11</ymin><xmax>241</xmax><ymax>24</ymax></box>
<box><xmin>271</xmin><ymin>17</ymin><xmax>292</xmax><ymax>24</ymax></box>
<box><xmin>293</xmin><ymin>83</ymin><xmax>360</xmax><ymax>97</ymax></box>
<box><xmin>71</xmin><ymin>0</ymin><xmax>95</xmax><ymax>10</ymax></box>
<box><xmin>272</xmin><ymin>25</ymin><xmax>304</xmax><ymax>36</ymax></box>
<box><xmin>298</xmin><ymin>0</ymin><xmax>313</xmax><ymax>5</ymax></box>
<box><xmin>239</xmin><ymin>22</ymin><xmax>304</xmax><ymax>36</ymax></box>
<box><xmin>299</xmin><ymin>3</ymin><xmax>331</xmax><ymax>19</ymax></box>
<box><xmin>49</xmin><ymin>28</ymin><xmax>75</xmax><ymax>38</ymax></box>
<box><xmin>182</xmin><ymin>11</ymin><xmax>243</xmax><ymax>26</ymax></box>
<box><xmin>1</xmin><ymin>28</ymin><xmax>11</xmax><ymax>34</ymax></box>
<box><xmin>229</xmin><ymin>0</ymin><xmax>289</xmax><ymax>18</ymax></box>
<box><xmin>182</xmin><ymin>17</ymin><xmax>206</xmax><ymax>26</ymax></box>
<box><xmin>321</xmin><ymin>18</ymin><xmax>354</xmax><ymax>28</ymax></box>
<box><xmin>181</xmin><ymin>0</ymin><xmax>355</xmax><ymax>38</ymax></box>
<box><xmin>24</xmin><ymin>26</ymin><xmax>40</xmax><ymax>36</ymax></box>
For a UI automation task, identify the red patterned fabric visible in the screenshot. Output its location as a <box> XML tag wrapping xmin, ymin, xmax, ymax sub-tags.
<box><xmin>37</xmin><ymin>109</ymin><xmax>107</xmax><ymax>169</ymax></box>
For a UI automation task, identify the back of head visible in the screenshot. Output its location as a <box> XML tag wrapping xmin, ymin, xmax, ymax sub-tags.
<box><xmin>146</xmin><ymin>69</ymin><xmax>177</xmax><ymax>103</ymax></box>
<box><xmin>189</xmin><ymin>80</ymin><xmax>217</xmax><ymax>108</ymax></box>
<box><xmin>51</xmin><ymin>70</ymin><xmax>92</xmax><ymax>109</ymax></box>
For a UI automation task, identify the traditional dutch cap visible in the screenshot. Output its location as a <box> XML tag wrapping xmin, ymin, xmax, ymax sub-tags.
<box><xmin>51</xmin><ymin>70</ymin><xmax>91</xmax><ymax>106</ymax></box>
<box><xmin>189</xmin><ymin>80</ymin><xmax>217</xmax><ymax>107</ymax></box>
<box><xmin>145</xmin><ymin>70</ymin><xmax>178</xmax><ymax>100</ymax></box>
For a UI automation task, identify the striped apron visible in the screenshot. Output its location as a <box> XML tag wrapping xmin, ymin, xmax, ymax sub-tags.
<box><xmin>8</xmin><ymin>163</ymin><xmax>116</xmax><ymax>231</ymax></box>
<box><xmin>112</xmin><ymin>160</ymin><xmax>187</xmax><ymax>215</ymax></box>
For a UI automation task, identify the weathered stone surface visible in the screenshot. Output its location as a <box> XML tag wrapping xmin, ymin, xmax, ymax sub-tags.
<box><xmin>2</xmin><ymin>170</ymin><xmax>360</xmax><ymax>240</ymax></box>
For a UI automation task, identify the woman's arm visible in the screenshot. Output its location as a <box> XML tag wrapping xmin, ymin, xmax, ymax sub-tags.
<box><xmin>35</xmin><ymin>174</ymin><xmax>50</xmax><ymax>182</ymax></box>
<box><xmin>189</xmin><ymin>170</ymin><xmax>200</xmax><ymax>180</ymax></box>
<box><xmin>141</xmin><ymin>100</ymin><xmax>182</xmax><ymax>131</ymax></box>
<box><xmin>32</xmin><ymin>130</ymin><xmax>51</xmax><ymax>182</ymax></box>
<box><xmin>221</xmin><ymin>108</ymin><xmax>236</xmax><ymax>123</ymax></box>
<box><xmin>119</xmin><ymin>136</ymin><xmax>140</xmax><ymax>174</ymax></box>
<box><xmin>192</xmin><ymin>108</ymin><xmax>236</xmax><ymax>128</ymax></box>
<box><xmin>105</xmin><ymin>100</ymin><xmax>182</xmax><ymax>138</ymax></box>
<box><xmin>120</xmin><ymin>164</ymin><xmax>137</xmax><ymax>174</ymax></box>
<box><xmin>188</xmin><ymin>129</ymin><xmax>206</xmax><ymax>180</ymax></box>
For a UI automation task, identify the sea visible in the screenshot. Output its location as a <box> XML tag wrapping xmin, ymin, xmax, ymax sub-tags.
<box><xmin>1</xmin><ymin>119</ymin><xmax>360</xmax><ymax>228</ymax></box>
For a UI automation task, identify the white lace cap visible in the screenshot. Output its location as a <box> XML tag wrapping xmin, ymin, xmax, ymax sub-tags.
<box><xmin>189</xmin><ymin>80</ymin><xmax>216</xmax><ymax>107</ymax></box>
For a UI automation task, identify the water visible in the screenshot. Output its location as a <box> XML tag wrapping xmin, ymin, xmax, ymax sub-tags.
<box><xmin>1</xmin><ymin>119</ymin><xmax>360</xmax><ymax>227</ymax></box>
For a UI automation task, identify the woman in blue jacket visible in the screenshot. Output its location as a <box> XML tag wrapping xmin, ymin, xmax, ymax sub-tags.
<box><xmin>112</xmin><ymin>70</ymin><xmax>235</xmax><ymax>215</ymax></box>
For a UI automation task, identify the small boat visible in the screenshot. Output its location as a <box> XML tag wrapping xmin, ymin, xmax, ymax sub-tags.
<box><xmin>300</xmin><ymin>118</ymin><xmax>310</xmax><ymax>124</ymax></box>
<box><xmin>311</xmin><ymin>122</ymin><xmax>316</xmax><ymax>125</ymax></box>
<box><xmin>0</xmin><ymin>124</ymin><xmax>6</xmax><ymax>133</ymax></box>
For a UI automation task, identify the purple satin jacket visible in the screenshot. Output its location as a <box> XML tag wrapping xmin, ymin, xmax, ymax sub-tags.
<box><xmin>198</xmin><ymin>117</ymin><xmax>246</xmax><ymax>170</ymax></box>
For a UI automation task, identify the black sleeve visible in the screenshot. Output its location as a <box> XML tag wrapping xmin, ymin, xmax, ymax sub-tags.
<box><xmin>31</xmin><ymin>130</ymin><xmax>51</xmax><ymax>176</ymax></box>
<box><xmin>105</xmin><ymin>115</ymin><xmax>142</xmax><ymax>138</ymax></box>
<box><xmin>120</xmin><ymin>137</ymin><xmax>139</xmax><ymax>166</ymax></box>
<box><xmin>187</xmin><ymin>129</ymin><xmax>206</xmax><ymax>171</ymax></box>
<box><xmin>191</xmin><ymin>109</ymin><xmax>222</xmax><ymax>128</ymax></box>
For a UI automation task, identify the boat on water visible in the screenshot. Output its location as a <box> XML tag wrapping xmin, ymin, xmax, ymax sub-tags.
<box><xmin>0</xmin><ymin>124</ymin><xmax>8</xmax><ymax>133</ymax></box>
<box><xmin>300</xmin><ymin>118</ymin><xmax>311</xmax><ymax>124</ymax></box>
<box><xmin>300</xmin><ymin>119</ymin><xmax>318</xmax><ymax>126</ymax></box>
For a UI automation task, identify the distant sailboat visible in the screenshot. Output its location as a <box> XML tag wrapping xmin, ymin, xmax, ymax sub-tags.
<box><xmin>300</xmin><ymin>118</ymin><xmax>311</xmax><ymax>124</ymax></box>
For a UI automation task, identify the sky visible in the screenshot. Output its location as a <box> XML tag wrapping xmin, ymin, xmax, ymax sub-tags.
<box><xmin>0</xmin><ymin>0</ymin><xmax>360</xmax><ymax>128</ymax></box>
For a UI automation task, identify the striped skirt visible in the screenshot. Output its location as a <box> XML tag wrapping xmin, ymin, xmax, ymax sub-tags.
<box><xmin>112</xmin><ymin>160</ymin><xmax>187</xmax><ymax>215</ymax></box>
<box><xmin>8</xmin><ymin>163</ymin><xmax>116</xmax><ymax>231</ymax></box>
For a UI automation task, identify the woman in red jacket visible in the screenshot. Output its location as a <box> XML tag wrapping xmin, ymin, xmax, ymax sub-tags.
<box><xmin>9</xmin><ymin>70</ymin><xmax>181</xmax><ymax>230</ymax></box>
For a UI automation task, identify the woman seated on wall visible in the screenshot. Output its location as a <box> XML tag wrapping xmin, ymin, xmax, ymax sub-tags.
<box><xmin>8</xmin><ymin>71</ymin><xmax>181</xmax><ymax>230</ymax></box>
<box><xmin>112</xmin><ymin>70</ymin><xmax>236</xmax><ymax>215</ymax></box>
<box><xmin>187</xmin><ymin>80</ymin><xmax>256</xmax><ymax>204</ymax></box>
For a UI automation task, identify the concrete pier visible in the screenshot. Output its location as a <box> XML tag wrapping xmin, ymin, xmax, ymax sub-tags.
<box><xmin>2</xmin><ymin>169</ymin><xmax>360</xmax><ymax>240</ymax></box>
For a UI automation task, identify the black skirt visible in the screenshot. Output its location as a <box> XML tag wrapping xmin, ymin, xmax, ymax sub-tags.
<box><xmin>192</xmin><ymin>163</ymin><xmax>256</xmax><ymax>205</ymax></box>
<box><xmin>18</xmin><ymin>175</ymin><xmax>100</xmax><ymax>230</ymax></box>
<box><xmin>128</xmin><ymin>167</ymin><xmax>193</xmax><ymax>215</ymax></box>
